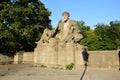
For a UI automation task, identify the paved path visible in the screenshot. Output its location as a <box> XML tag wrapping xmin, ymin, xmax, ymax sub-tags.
<box><xmin>0</xmin><ymin>64</ymin><xmax>120</xmax><ymax>80</ymax></box>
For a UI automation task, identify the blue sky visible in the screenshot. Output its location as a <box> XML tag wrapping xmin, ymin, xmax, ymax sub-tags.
<box><xmin>41</xmin><ymin>0</ymin><xmax>120</xmax><ymax>29</ymax></box>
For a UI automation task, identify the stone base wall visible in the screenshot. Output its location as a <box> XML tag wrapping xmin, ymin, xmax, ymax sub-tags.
<box><xmin>88</xmin><ymin>51</ymin><xmax>119</xmax><ymax>69</ymax></box>
<box><xmin>34</xmin><ymin>41</ymin><xmax>119</xmax><ymax>69</ymax></box>
<box><xmin>0</xmin><ymin>50</ymin><xmax>119</xmax><ymax>70</ymax></box>
<box><xmin>22</xmin><ymin>52</ymin><xmax>34</xmax><ymax>64</ymax></box>
<box><xmin>14</xmin><ymin>52</ymin><xmax>34</xmax><ymax>64</ymax></box>
<box><xmin>34</xmin><ymin>42</ymin><xmax>86</xmax><ymax>69</ymax></box>
<box><xmin>0</xmin><ymin>54</ymin><xmax>13</xmax><ymax>65</ymax></box>
<box><xmin>34</xmin><ymin>42</ymin><xmax>87</xmax><ymax>68</ymax></box>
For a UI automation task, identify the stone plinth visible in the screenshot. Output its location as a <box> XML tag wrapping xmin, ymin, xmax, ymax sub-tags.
<box><xmin>34</xmin><ymin>41</ymin><xmax>84</xmax><ymax>69</ymax></box>
<box><xmin>34</xmin><ymin>41</ymin><xmax>58</xmax><ymax>67</ymax></box>
<box><xmin>75</xmin><ymin>44</ymin><xmax>84</xmax><ymax>68</ymax></box>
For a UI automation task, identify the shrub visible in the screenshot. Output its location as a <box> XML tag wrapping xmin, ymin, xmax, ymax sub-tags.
<box><xmin>40</xmin><ymin>64</ymin><xmax>47</xmax><ymax>68</ymax></box>
<box><xmin>65</xmin><ymin>63</ymin><xmax>74</xmax><ymax>70</ymax></box>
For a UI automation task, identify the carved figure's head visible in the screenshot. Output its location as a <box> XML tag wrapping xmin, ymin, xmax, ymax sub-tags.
<box><xmin>62</xmin><ymin>11</ymin><xmax>70</xmax><ymax>22</ymax></box>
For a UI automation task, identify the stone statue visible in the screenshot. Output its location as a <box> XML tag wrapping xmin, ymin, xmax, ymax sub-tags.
<box><xmin>38</xmin><ymin>11</ymin><xmax>83</xmax><ymax>44</ymax></box>
<box><xmin>34</xmin><ymin>11</ymin><xmax>85</xmax><ymax>69</ymax></box>
<box><xmin>55</xmin><ymin>11</ymin><xmax>83</xmax><ymax>43</ymax></box>
<box><xmin>38</xmin><ymin>28</ymin><xmax>54</xmax><ymax>43</ymax></box>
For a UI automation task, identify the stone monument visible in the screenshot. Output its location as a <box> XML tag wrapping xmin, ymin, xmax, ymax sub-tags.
<box><xmin>34</xmin><ymin>11</ymin><xmax>85</xmax><ymax>69</ymax></box>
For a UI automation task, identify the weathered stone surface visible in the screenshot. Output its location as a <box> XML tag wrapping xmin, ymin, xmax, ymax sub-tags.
<box><xmin>0</xmin><ymin>54</ymin><xmax>13</xmax><ymax>65</ymax></box>
<box><xmin>34</xmin><ymin>11</ymin><xmax>85</xmax><ymax>68</ymax></box>
<box><xmin>34</xmin><ymin>42</ymin><xmax>85</xmax><ymax>68</ymax></box>
<box><xmin>88</xmin><ymin>50</ymin><xmax>119</xmax><ymax>69</ymax></box>
<box><xmin>14</xmin><ymin>52</ymin><xmax>34</xmax><ymax>64</ymax></box>
<box><xmin>14</xmin><ymin>51</ymin><xmax>23</xmax><ymax>64</ymax></box>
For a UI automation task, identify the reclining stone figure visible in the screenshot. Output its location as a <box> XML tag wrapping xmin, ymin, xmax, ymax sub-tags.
<box><xmin>38</xmin><ymin>11</ymin><xmax>83</xmax><ymax>44</ymax></box>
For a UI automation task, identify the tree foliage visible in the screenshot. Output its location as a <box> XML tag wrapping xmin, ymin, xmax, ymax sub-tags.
<box><xmin>0</xmin><ymin>0</ymin><xmax>51</xmax><ymax>53</ymax></box>
<box><xmin>78</xmin><ymin>21</ymin><xmax>120</xmax><ymax>50</ymax></box>
<box><xmin>0</xmin><ymin>1</ymin><xmax>120</xmax><ymax>53</ymax></box>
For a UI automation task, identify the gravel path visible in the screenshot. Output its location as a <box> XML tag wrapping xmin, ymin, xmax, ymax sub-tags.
<box><xmin>0</xmin><ymin>64</ymin><xmax>120</xmax><ymax>80</ymax></box>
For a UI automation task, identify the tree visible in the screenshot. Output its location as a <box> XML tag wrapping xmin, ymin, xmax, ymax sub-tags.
<box><xmin>109</xmin><ymin>21</ymin><xmax>120</xmax><ymax>49</ymax></box>
<box><xmin>77</xmin><ymin>21</ymin><xmax>99</xmax><ymax>50</ymax></box>
<box><xmin>78</xmin><ymin>21</ymin><xmax>120</xmax><ymax>50</ymax></box>
<box><xmin>94</xmin><ymin>21</ymin><xmax>120</xmax><ymax>50</ymax></box>
<box><xmin>0</xmin><ymin>0</ymin><xmax>14</xmax><ymax>53</ymax></box>
<box><xmin>0</xmin><ymin>0</ymin><xmax>52</xmax><ymax>53</ymax></box>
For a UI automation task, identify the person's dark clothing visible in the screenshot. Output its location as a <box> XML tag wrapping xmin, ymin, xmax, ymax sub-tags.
<box><xmin>118</xmin><ymin>51</ymin><xmax>120</xmax><ymax>57</ymax></box>
<box><xmin>82</xmin><ymin>50</ymin><xmax>89</xmax><ymax>62</ymax></box>
<box><xmin>118</xmin><ymin>51</ymin><xmax>120</xmax><ymax>70</ymax></box>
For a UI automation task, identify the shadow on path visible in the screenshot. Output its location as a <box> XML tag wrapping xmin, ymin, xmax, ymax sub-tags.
<box><xmin>80</xmin><ymin>65</ymin><xmax>87</xmax><ymax>80</ymax></box>
<box><xmin>80</xmin><ymin>48</ymin><xmax>89</xmax><ymax>80</ymax></box>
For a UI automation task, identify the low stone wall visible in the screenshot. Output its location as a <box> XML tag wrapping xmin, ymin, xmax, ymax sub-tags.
<box><xmin>1</xmin><ymin>50</ymin><xmax>119</xmax><ymax>70</ymax></box>
<box><xmin>14</xmin><ymin>51</ymin><xmax>23</xmax><ymax>64</ymax></box>
<box><xmin>0</xmin><ymin>54</ymin><xmax>13</xmax><ymax>65</ymax></box>
<box><xmin>34</xmin><ymin>40</ymin><xmax>120</xmax><ymax>69</ymax></box>
<box><xmin>88</xmin><ymin>50</ymin><xmax>119</xmax><ymax>69</ymax></box>
<box><xmin>23</xmin><ymin>52</ymin><xmax>34</xmax><ymax>64</ymax></box>
<box><xmin>14</xmin><ymin>52</ymin><xmax>34</xmax><ymax>64</ymax></box>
